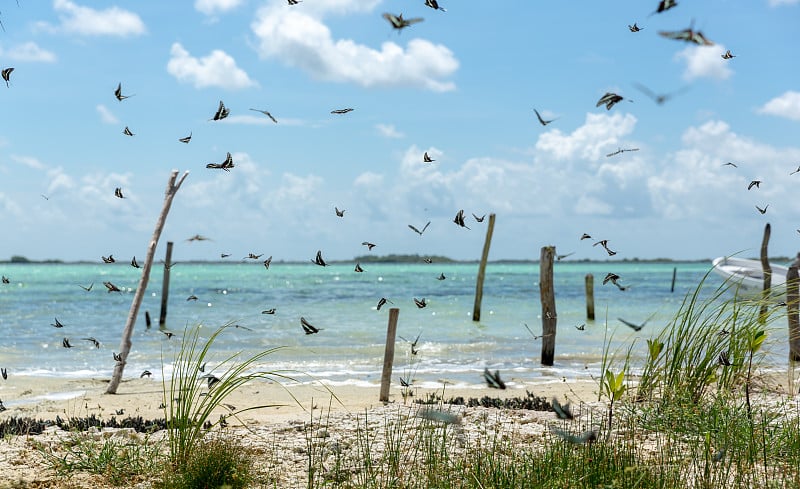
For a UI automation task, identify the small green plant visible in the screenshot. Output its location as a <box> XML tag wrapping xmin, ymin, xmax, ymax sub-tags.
<box><xmin>36</xmin><ymin>431</ymin><xmax>162</xmax><ymax>486</ymax></box>
<box><xmin>159</xmin><ymin>435</ymin><xmax>254</xmax><ymax>489</ymax></box>
<box><xmin>603</xmin><ymin>369</ymin><xmax>626</xmax><ymax>431</ymax></box>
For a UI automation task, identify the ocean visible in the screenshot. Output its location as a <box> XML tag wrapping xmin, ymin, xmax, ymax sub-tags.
<box><xmin>0</xmin><ymin>260</ymin><xmax>790</xmax><ymax>390</ymax></box>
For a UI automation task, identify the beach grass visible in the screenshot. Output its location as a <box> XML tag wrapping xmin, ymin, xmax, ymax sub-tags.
<box><xmin>13</xmin><ymin>277</ymin><xmax>800</xmax><ymax>488</ymax></box>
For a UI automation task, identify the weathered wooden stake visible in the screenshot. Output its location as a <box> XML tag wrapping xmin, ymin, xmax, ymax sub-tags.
<box><xmin>145</xmin><ymin>310</ymin><xmax>151</xmax><ymax>328</ymax></box>
<box><xmin>788</xmin><ymin>256</ymin><xmax>800</xmax><ymax>362</ymax></box>
<box><xmin>540</xmin><ymin>246</ymin><xmax>557</xmax><ymax>366</ymax></box>
<box><xmin>106</xmin><ymin>170</ymin><xmax>189</xmax><ymax>395</ymax></box>
<box><xmin>787</xmin><ymin>261</ymin><xmax>800</xmax><ymax>395</ymax></box>
<box><xmin>159</xmin><ymin>241</ymin><xmax>174</xmax><ymax>327</ymax></box>
<box><xmin>670</xmin><ymin>267</ymin><xmax>677</xmax><ymax>293</ymax></box>
<box><xmin>472</xmin><ymin>213</ymin><xmax>496</xmax><ymax>322</ymax></box>
<box><xmin>379</xmin><ymin>308</ymin><xmax>400</xmax><ymax>402</ymax></box>
<box><xmin>585</xmin><ymin>274</ymin><xmax>595</xmax><ymax>321</ymax></box>
<box><xmin>759</xmin><ymin>223</ymin><xmax>772</xmax><ymax>322</ymax></box>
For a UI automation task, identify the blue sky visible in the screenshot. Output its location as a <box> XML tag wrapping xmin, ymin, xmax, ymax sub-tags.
<box><xmin>1</xmin><ymin>0</ymin><xmax>799</xmax><ymax>263</ymax></box>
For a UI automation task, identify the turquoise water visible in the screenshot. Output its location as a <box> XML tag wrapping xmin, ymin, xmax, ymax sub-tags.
<box><xmin>0</xmin><ymin>261</ymin><xmax>784</xmax><ymax>387</ymax></box>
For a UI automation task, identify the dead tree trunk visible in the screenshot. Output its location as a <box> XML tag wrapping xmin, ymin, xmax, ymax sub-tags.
<box><xmin>106</xmin><ymin>170</ymin><xmax>189</xmax><ymax>394</ymax></box>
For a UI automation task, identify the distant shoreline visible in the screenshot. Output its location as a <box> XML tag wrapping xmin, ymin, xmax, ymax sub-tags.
<box><xmin>0</xmin><ymin>254</ymin><xmax>730</xmax><ymax>266</ymax></box>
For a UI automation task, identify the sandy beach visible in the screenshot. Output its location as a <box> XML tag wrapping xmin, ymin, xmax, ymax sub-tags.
<box><xmin>0</xmin><ymin>374</ymin><xmax>604</xmax><ymax>488</ymax></box>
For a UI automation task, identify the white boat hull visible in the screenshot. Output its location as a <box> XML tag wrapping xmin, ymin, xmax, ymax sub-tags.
<box><xmin>711</xmin><ymin>256</ymin><xmax>789</xmax><ymax>296</ymax></box>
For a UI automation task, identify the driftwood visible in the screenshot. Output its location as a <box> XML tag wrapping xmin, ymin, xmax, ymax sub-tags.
<box><xmin>106</xmin><ymin>170</ymin><xmax>189</xmax><ymax>395</ymax></box>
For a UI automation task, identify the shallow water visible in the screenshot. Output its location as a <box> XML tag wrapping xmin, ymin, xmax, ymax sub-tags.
<box><xmin>0</xmin><ymin>261</ymin><xmax>789</xmax><ymax>388</ymax></box>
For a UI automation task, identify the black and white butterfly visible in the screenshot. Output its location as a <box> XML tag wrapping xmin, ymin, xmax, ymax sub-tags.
<box><xmin>115</xmin><ymin>82</ymin><xmax>133</xmax><ymax>101</ymax></box>
<box><xmin>300</xmin><ymin>316</ymin><xmax>321</xmax><ymax>335</ymax></box>
<box><xmin>382</xmin><ymin>13</ymin><xmax>424</xmax><ymax>31</ymax></box>
<box><xmin>312</xmin><ymin>250</ymin><xmax>328</xmax><ymax>266</ymax></box>
<box><xmin>408</xmin><ymin>221</ymin><xmax>430</xmax><ymax>236</ymax></box>
<box><xmin>210</xmin><ymin>100</ymin><xmax>230</xmax><ymax>121</ymax></box>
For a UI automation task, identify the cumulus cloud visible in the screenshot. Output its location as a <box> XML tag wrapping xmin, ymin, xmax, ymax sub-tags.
<box><xmin>758</xmin><ymin>91</ymin><xmax>800</xmax><ymax>121</ymax></box>
<box><xmin>167</xmin><ymin>43</ymin><xmax>257</xmax><ymax>90</ymax></box>
<box><xmin>194</xmin><ymin>0</ymin><xmax>243</xmax><ymax>15</ymax></box>
<box><xmin>43</xmin><ymin>0</ymin><xmax>146</xmax><ymax>37</ymax></box>
<box><xmin>674</xmin><ymin>45</ymin><xmax>733</xmax><ymax>81</ymax></box>
<box><xmin>647</xmin><ymin>120</ymin><xmax>800</xmax><ymax>220</ymax></box>
<box><xmin>536</xmin><ymin>112</ymin><xmax>638</xmax><ymax>161</ymax></box>
<box><xmin>0</xmin><ymin>42</ymin><xmax>56</xmax><ymax>62</ymax></box>
<box><xmin>96</xmin><ymin>104</ymin><xmax>119</xmax><ymax>124</ymax></box>
<box><xmin>376</xmin><ymin>123</ymin><xmax>404</xmax><ymax>139</ymax></box>
<box><xmin>250</xmin><ymin>2</ymin><xmax>458</xmax><ymax>91</ymax></box>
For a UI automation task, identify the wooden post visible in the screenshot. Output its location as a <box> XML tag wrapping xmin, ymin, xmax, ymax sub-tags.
<box><xmin>472</xmin><ymin>213</ymin><xmax>496</xmax><ymax>322</ymax></box>
<box><xmin>540</xmin><ymin>246</ymin><xmax>557</xmax><ymax>366</ymax></box>
<box><xmin>145</xmin><ymin>311</ymin><xmax>151</xmax><ymax>328</ymax></box>
<box><xmin>670</xmin><ymin>267</ymin><xmax>677</xmax><ymax>293</ymax></box>
<box><xmin>788</xmin><ymin>255</ymin><xmax>800</xmax><ymax>362</ymax></box>
<box><xmin>585</xmin><ymin>274</ymin><xmax>595</xmax><ymax>321</ymax></box>
<box><xmin>106</xmin><ymin>171</ymin><xmax>189</xmax><ymax>395</ymax></box>
<box><xmin>159</xmin><ymin>241</ymin><xmax>174</xmax><ymax>327</ymax></box>
<box><xmin>760</xmin><ymin>223</ymin><xmax>772</xmax><ymax>322</ymax></box>
<box><xmin>379</xmin><ymin>308</ymin><xmax>400</xmax><ymax>402</ymax></box>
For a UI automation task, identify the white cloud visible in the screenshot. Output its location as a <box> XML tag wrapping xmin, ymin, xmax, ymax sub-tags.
<box><xmin>376</xmin><ymin>123</ymin><xmax>404</xmax><ymax>139</ymax></box>
<box><xmin>674</xmin><ymin>44</ymin><xmax>733</xmax><ymax>81</ymax></box>
<box><xmin>47</xmin><ymin>0</ymin><xmax>146</xmax><ymax>37</ymax></box>
<box><xmin>647</xmin><ymin>120</ymin><xmax>800</xmax><ymax>220</ymax></box>
<box><xmin>194</xmin><ymin>0</ymin><xmax>243</xmax><ymax>15</ymax></box>
<box><xmin>250</xmin><ymin>3</ymin><xmax>458</xmax><ymax>91</ymax></box>
<box><xmin>11</xmin><ymin>155</ymin><xmax>46</xmax><ymax>170</ymax></box>
<box><xmin>0</xmin><ymin>42</ymin><xmax>56</xmax><ymax>62</ymax></box>
<box><xmin>96</xmin><ymin>104</ymin><xmax>119</xmax><ymax>124</ymax></box>
<box><xmin>768</xmin><ymin>0</ymin><xmax>799</xmax><ymax>5</ymax></box>
<box><xmin>758</xmin><ymin>91</ymin><xmax>800</xmax><ymax>121</ymax></box>
<box><xmin>536</xmin><ymin>112</ymin><xmax>638</xmax><ymax>161</ymax></box>
<box><xmin>167</xmin><ymin>43</ymin><xmax>257</xmax><ymax>90</ymax></box>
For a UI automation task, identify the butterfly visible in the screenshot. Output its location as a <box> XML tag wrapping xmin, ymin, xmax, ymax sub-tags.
<box><xmin>206</xmin><ymin>152</ymin><xmax>234</xmax><ymax>171</ymax></box>
<box><xmin>473</xmin><ymin>213</ymin><xmax>486</xmax><ymax>222</ymax></box>
<box><xmin>483</xmin><ymin>368</ymin><xmax>506</xmax><ymax>389</ymax></box>
<box><xmin>424</xmin><ymin>0</ymin><xmax>446</xmax><ymax>11</ymax></box>
<box><xmin>628</xmin><ymin>23</ymin><xmax>643</xmax><ymax>32</ymax></box>
<box><xmin>123</xmin><ymin>126</ymin><xmax>134</xmax><ymax>136</ymax></box>
<box><xmin>103</xmin><ymin>281</ymin><xmax>122</xmax><ymax>293</ymax></box>
<box><xmin>262</xmin><ymin>308</ymin><xmax>276</xmax><ymax>315</ymax></box>
<box><xmin>362</xmin><ymin>241</ymin><xmax>377</xmax><ymax>251</ymax></box>
<box><xmin>376</xmin><ymin>297</ymin><xmax>393</xmax><ymax>310</ymax></box>
<box><xmin>649</xmin><ymin>0</ymin><xmax>678</xmax><ymax>16</ymax></box>
<box><xmin>114</xmin><ymin>82</ymin><xmax>133</xmax><ymax>101</ymax></box>
<box><xmin>453</xmin><ymin>209</ymin><xmax>470</xmax><ymax>229</ymax></box>
<box><xmin>534</xmin><ymin>108</ymin><xmax>556</xmax><ymax>126</ymax></box>
<box><xmin>130</xmin><ymin>256</ymin><xmax>140</xmax><ymax>268</ymax></box>
<box><xmin>331</xmin><ymin>108</ymin><xmax>353</xmax><ymax>114</ymax></box>
<box><xmin>312</xmin><ymin>250</ymin><xmax>328</xmax><ymax>266</ymax></box>
<box><xmin>659</xmin><ymin>24</ymin><xmax>714</xmax><ymax>46</ymax></box>
<box><xmin>114</xmin><ymin>187</ymin><xmax>124</xmax><ymax>198</ymax></box>
<box><xmin>210</xmin><ymin>100</ymin><xmax>230</xmax><ymax>121</ymax></box>
<box><xmin>1</xmin><ymin>67</ymin><xmax>14</xmax><ymax>87</ymax></box>
<box><xmin>408</xmin><ymin>221</ymin><xmax>431</xmax><ymax>235</ymax></box>
<box><xmin>596</xmin><ymin>92</ymin><xmax>627</xmax><ymax>110</ymax></box>
<box><xmin>618</xmin><ymin>317</ymin><xmax>647</xmax><ymax>331</ymax></box>
<box><xmin>335</xmin><ymin>206</ymin><xmax>345</xmax><ymax>217</ymax></box>
<box><xmin>178</xmin><ymin>132</ymin><xmax>192</xmax><ymax>143</ymax></box>
<box><xmin>721</xmin><ymin>50</ymin><xmax>735</xmax><ymax>60</ymax></box>
<box><xmin>413</xmin><ymin>298</ymin><xmax>427</xmax><ymax>309</ymax></box>
<box><xmin>383</xmin><ymin>13</ymin><xmax>424</xmax><ymax>31</ymax></box>
<box><xmin>250</xmin><ymin>108</ymin><xmax>278</xmax><ymax>123</ymax></box>
<box><xmin>263</xmin><ymin>256</ymin><xmax>273</xmax><ymax>269</ymax></box>
<box><xmin>102</xmin><ymin>255</ymin><xmax>115</xmax><ymax>263</ymax></box>
<box><xmin>423</xmin><ymin>152</ymin><xmax>435</xmax><ymax>163</ymax></box>
<box><xmin>51</xmin><ymin>318</ymin><xmax>65</xmax><ymax>328</ymax></box>
<box><xmin>354</xmin><ymin>263</ymin><xmax>365</xmax><ymax>272</ymax></box>
<box><xmin>300</xmin><ymin>317</ymin><xmax>321</xmax><ymax>335</ymax></box>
